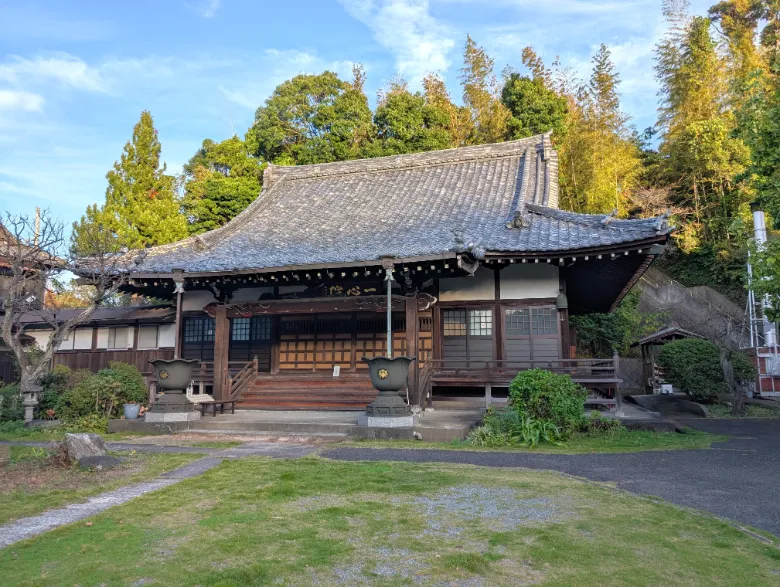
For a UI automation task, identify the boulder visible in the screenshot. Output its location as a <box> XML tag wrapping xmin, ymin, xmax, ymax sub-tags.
<box><xmin>62</xmin><ymin>433</ymin><xmax>106</xmax><ymax>464</ymax></box>
<box><xmin>79</xmin><ymin>455</ymin><xmax>123</xmax><ymax>470</ymax></box>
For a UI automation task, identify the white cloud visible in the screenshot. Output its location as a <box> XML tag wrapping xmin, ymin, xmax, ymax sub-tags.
<box><xmin>339</xmin><ymin>0</ymin><xmax>455</xmax><ymax>82</ymax></box>
<box><xmin>187</xmin><ymin>0</ymin><xmax>222</xmax><ymax>18</ymax></box>
<box><xmin>0</xmin><ymin>90</ymin><xmax>44</xmax><ymax>112</ymax></box>
<box><xmin>0</xmin><ymin>53</ymin><xmax>106</xmax><ymax>92</ymax></box>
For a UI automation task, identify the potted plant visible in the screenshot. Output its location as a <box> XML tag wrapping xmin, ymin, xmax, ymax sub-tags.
<box><xmin>123</xmin><ymin>402</ymin><xmax>141</xmax><ymax>420</ymax></box>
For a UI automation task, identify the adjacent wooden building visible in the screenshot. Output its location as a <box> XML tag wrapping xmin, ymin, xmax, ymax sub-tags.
<box><xmin>68</xmin><ymin>135</ymin><xmax>671</xmax><ymax>409</ymax></box>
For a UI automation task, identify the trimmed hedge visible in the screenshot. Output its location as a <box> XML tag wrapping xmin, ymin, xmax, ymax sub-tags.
<box><xmin>657</xmin><ymin>338</ymin><xmax>756</xmax><ymax>403</ymax></box>
<box><xmin>508</xmin><ymin>369</ymin><xmax>587</xmax><ymax>439</ymax></box>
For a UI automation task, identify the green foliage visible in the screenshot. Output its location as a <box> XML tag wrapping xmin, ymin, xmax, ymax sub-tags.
<box><xmin>72</xmin><ymin>111</ymin><xmax>188</xmax><ymax>253</ymax></box>
<box><xmin>245</xmin><ymin>70</ymin><xmax>374</xmax><ymax>165</ymax></box>
<box><xmin>655</xmin><ymin>12</ymin><xmax>750</xmax><ymax>251</ymax></box>
<box><xmin>501</xmin><ymin>73</ymin><xmax>568</xmax><ymax>139</ymax></box>
<box><xmin>657</xmin><ymin>338</ymin><xmax>754</xmax><ymax>403</ymax></box>
<box><xmin>182</xmin><ymin>136</ymin><xmax>265</xmax><ymax>234</ymax></box>
<box><xmin>459</xmin><ymin>35</ymin><xmax>511</xmax><ymax>144</ymax></box>
<box><xmin>508</xmin><ymin>369</ymin><xmax>587</xmax><ymax>439</ymax></box>
<box><xmin>370</xmin><ymin>87</ymin><xmax>453</xmax><ymax>156</ymax></box>
<box><xmin>558</xmin><ymin>44</ymin><xmax>641</xmax><ymax>214</ymax></box>
<box><xmin>466</xmin><ymin>408</ymin><xmax>562</xmax><ymax>448</ymax></box>
<box><xmin>55</xmin><ymin>363</ymin><xmax>147</xmax><ymax>421</ymax></box>
<box><xmin>62</xmin><ymin>414</ymin><xmax>108</xmax><ymax>434</ymax></box>
<box><xmin>101</xmin><ymin>362</ymin><xmax>148</xmax><ymax>405</ymax></box>
<box><xmin>38</xmin><ymin>365</ymin><xmax>92</xmax><ymax>414</ymax></box>
<box><xmin>570</xmin><ymin>290</ymin><xmax>664</xmax><ymax>357</ymax></box>
<box><xmin>582</xmin><ymin>412</ymin><xmax>626</xmax><ymax>436</ymax></box>
<box><xmin>655</xmin><ymin>244</ymin><xmax>748</xmax><ymax>305</ymax></box>
<box><xmin>0</xmin><ymin>384</ymin><xmax>23</xmax><ymax>422</ymax></box>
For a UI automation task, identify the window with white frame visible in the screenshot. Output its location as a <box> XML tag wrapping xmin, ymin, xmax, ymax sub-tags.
<box><xmin>106</xmin><ymin>327</ymin><xmax>130</xmax><ymax>350</ymax></box>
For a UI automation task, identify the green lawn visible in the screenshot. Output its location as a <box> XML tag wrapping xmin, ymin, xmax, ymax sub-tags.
<box><xmin>2</xmin><ymin>457</ymin><xmax>778</xmax><ymax>586</ymax></box>
<box><xmin>0</xmin><ymin>446</ymin><xmax>203</xmax><ymax>524</ymax></box>
<box><xmin>337</xmin><ymin>428</ymin><xmax>726</xmax><ymax>454</ymax></box>
<box><xmin>708</xmin><ymin>404</ymin><xmax>780</xmax><ymax>418</ymax></box>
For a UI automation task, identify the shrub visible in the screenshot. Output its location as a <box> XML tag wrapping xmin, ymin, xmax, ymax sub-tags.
<box><xmin>657</xmin><ymin>339</ymin><xmax>754</xmax><ymax>403</ymax></box>
<box><xmin>0</xmin><ymin>384</ymin><xmax>23</xmax><ymax>422</ymax></box>
<box><xmin>582</xmin><ymin>412</ymin><xmax>625</xmax><ymax>436</ymax></box>
<box><xmin>100</xmin><ymin>362</ymin><xmax>147</xmax><ymax>406</ymax></box>
<box><xmin>54</xmin><ymin>363</ymin><xmax>147</xmax><ymax>421</ymax></box>
<box><xmin>466</xmin><ymin>408</ymin><xmax>561</xmax><ymax>448</ymax></box>
<box><xmin>62</xmin><ymin>414</ymin><xmax>108</xmax><ymax>434</ymax></box>
<box><xmin>508</xmin><ymin>369</ymin><xmax>587</xmax><ymax>439</ymax></box>
<box><xmin>39</xmin><ymin>366</ymin><xmax>92</xmax><ymax>415</ymax></box>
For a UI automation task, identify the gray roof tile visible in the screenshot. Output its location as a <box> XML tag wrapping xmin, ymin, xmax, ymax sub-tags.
<box><xmin>136</xmin><ymin>134</ymin><xmax>671</xmax><ymax>274</ymax></box>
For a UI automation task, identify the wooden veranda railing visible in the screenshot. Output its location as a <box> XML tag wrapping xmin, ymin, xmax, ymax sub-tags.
<box><xmin>226</xmin><ymin>358</ymin><xmax>258</xmax><ymax>401</ymax></box>
<box><xmin>426</xmin><ymin>357</ymin><xmax>619</xmax><ymax>380</ymax></box>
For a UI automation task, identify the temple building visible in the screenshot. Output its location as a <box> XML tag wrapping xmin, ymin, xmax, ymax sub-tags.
<box><xmin>55</xmin><ymin>134</ymin><xmax>672</xmax><ymax>409</ymax></box>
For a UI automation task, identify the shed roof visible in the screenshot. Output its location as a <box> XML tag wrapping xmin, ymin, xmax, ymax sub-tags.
<box><xmin>133</xmin><ymin>134</ymin><xmax>671</xmax><ymax>275</ymax></box>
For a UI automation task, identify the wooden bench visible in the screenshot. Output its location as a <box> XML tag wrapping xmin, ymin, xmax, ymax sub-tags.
<box><xmin>198</xmin><ymin>400</ymin><xmax>238</xmax><ymax>417</ymax></box>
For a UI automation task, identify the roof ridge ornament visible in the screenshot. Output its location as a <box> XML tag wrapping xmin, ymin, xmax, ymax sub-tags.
<box><xmin>600</xmin><ymin>209</ymin><xmax>618</xmax><ymax>225</ymax></box>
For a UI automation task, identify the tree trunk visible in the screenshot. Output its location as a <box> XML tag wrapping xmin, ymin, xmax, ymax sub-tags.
<box><xmin>719</xmin><ymin>348</ymin><xmax>745</xmax><ymax>416</ymax></box>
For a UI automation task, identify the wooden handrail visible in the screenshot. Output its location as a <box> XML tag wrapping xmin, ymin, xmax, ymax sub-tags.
<box><xmin>226</xmin><ymin>358</ymin><xmax>258</xmax><ymax>402</ymax></box>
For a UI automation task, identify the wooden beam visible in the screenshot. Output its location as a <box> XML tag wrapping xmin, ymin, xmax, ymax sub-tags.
<box><xmin>212</xmin><ymin>304</ymin><xmax>229</xmax><ymax>400</ymax></box>
<box><xmin>405</xmin><ymin>295</ymin><xmax>419</xmax><ymax>403</ymax></box>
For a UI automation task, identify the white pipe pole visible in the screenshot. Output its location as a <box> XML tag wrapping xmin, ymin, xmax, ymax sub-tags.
<box><xmin>753</xmin><ymin>209</ymin><xmax>776</xmax><ymax>347</ymax></box>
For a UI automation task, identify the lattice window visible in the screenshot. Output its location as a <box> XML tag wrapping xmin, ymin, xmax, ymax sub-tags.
<box><xmin>443</xmin><ymin>310</ymin><xmax>467</xmax><ymax>336</ymax></box>
<box><xmin>184</xmin><ymin>317</ymin><xmax>215</xmax><ymax>342</ymax></box>
<box><xmin>231</xmin><ymin>318</ymin><xmax>250</xmax><ymax>341</ymax></box>
<box><xmin>469</xmin><ymin>310</ymin><xmax>493</xmax><ymax>336</ymax></box>
<box><xmin>505</xmin><ymin>309</ymin><xmax>530</xmax><ymax>335</ymax></box>
<box><xmin>251</xmin><ymin>316</ymin><xmax>271</xmax><ymax>340</ymax></box>
<box><xmin>531</xmin><ymin>308</ymin><xmax>557</xmax><ymax>335</ymax></box>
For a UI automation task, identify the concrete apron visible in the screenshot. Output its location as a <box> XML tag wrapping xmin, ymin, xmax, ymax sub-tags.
<box><xmin>109</xmin><ymin>409</ymin><xmax>484</xmax><ymax>442</ymax></box>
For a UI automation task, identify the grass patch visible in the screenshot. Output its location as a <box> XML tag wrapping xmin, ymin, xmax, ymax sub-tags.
<box><xmin>708</xmin><ymin>403</ymin><xmax>780</xmax><ymax>419</ymax></box>
<box><xmin>189</xmin><ymin>441</ymin><xmax>243</xmax><ymax>449</ymax></box>
<box><xmin>0</xmin><ymin>421</ymin><xmax>66</xmax><ymax>442</ymax></box>
<box><xmin>336</xmin><ymin>428</ymin><xmax>725</xmax><ymax>454</ymax></box>
<box><xmin>1</xmin><ymin>457</ymin><xmax>778</xmax><ymax>586</ymax></box>
<box><xmin>0</xmin><ymin>447</ymin><xmax>203</xmax><ymax>524</ymax></box>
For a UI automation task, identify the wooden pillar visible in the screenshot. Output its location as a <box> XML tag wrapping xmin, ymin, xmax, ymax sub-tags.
<box><xmin>405</xmin><ymin>295</ymin><xmax>419</xmax><ymax>404</ymax></box>
<box><xmin>213</xmin><ymin>304</ymin><xmax>229</xmax><ymax>400</ymax></box>
<box><xmin>174</xmin><ymin>290</ymin><xmax>183</xmax><ymax>359</ymax></box>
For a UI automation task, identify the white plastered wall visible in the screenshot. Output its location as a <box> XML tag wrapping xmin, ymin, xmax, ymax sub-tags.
<box><xmin>499</xmin><ymin>264</ymin><xmax>559</xmax><ymax>300</ymax></box>
<box><xmin>182</xmin><ymin>290</ymin><xmax>217</xmax><ymax>311</ymax></box>
<box><xmin>439</xmin><ymin>268</ymin><xmax>495</xmax><ymax>301</ymax></box>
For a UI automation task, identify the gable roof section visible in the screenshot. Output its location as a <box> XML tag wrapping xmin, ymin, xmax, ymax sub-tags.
<box><xmin>135</xmin><ymin>134</ymin><xmax>670</xmax><ymax>274</ymax></box>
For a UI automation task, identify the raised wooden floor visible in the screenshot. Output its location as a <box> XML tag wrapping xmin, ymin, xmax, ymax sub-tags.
<box><xmin>238</xmin><ymin>373</ymin><xmax>377</xmax><ymax>410</ymax></box>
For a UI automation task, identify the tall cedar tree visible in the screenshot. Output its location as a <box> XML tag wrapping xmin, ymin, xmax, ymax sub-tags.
<box><xmin>182</xmin><ymin>136</ymin><xmax>264</xmax><ymax>234</ymax></box>
<box><xmin>459</xmin><ymin>35</ymin><xmax>512</xmax><ymax>145</ymax></box>
<box><xmin>72</xmin><ymin>111</ymin><xmax>187</xmax><ymax>253</ymax></box>
<box><xmin>655</xmin><ymin>3</ymin><xmax>749</xmax><ymax>251</ymax></box>
<box><xmin>245</xmin><ymin>68</ymin><xmax>374</xmax><ymax>165</ymax></box>
<box><xmin>368</xmin><ymin>76</ymin><xmax>453</xmax><ymax>156</ymax></box>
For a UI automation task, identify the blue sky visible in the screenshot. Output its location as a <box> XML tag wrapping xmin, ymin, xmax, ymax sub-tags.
<box><xmin>0</xmin><ymin>0</ymin><xmax>712</xmax><ymax>227</ymax></box>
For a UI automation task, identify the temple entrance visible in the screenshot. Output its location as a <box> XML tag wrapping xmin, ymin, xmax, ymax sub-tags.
<box><xmin>228</xmin><ymin>316</ymin><xmax>273</xmax><ymax>372</ymax></box>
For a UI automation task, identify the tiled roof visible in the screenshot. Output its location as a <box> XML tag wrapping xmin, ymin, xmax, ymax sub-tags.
<box><xmin>134</xmin><ymin>134</ymin><xmax>671</xmax><ymax>274</ymax></box>
<box><xmin>19</xmin><ymin>305</ymin><xmax>175</xmax><ymax>327</ymax></box>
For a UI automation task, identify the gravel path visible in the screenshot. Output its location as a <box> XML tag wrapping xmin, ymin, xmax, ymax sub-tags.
<box><xmin>323</xmin><ymin>418</ymin><xmax>780</xmax><ymax>537</ymax></box>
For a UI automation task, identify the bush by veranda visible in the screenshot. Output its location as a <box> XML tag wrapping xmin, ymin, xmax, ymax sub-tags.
<box><xmin>508</xmin><ymin>369</ymin><xmax>587</xmax><ymax>439</ymax></box>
